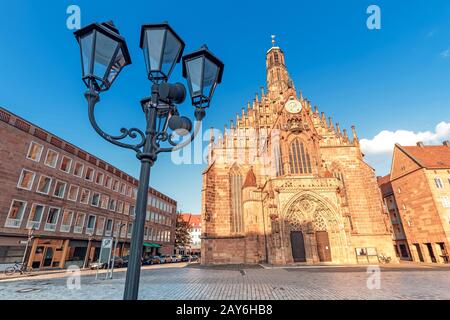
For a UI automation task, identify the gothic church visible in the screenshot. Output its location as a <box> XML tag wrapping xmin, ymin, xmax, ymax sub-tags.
<box><xmin>201</xmin><ymin>40</ymin><xmax>396</xmax><ymax>265</ymax></box>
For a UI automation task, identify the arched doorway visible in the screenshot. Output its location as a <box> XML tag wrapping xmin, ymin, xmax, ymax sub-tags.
<box><xmin>281</xmin><ymin>192</ymin><xmax>348</xmax><ymax>264</ymax></box>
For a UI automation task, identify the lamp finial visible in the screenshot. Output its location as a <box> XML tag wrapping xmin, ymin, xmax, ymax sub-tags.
<box><xmin>271</xmin><ymin>35</ymin><xmax>276</xmax><ymax>47</ymax></box>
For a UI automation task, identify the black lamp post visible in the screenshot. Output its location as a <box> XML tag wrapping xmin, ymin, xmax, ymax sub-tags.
<box><xmin>74</xmin><ymin>21</ymin><xmax>224</xmax><ymax>300</ymax></box>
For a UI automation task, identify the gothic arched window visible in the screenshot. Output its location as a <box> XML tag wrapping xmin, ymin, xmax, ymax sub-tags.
<box><xmin>289</xmin><ymin>139</ymin><xmax>312</xmax><ymax>174</ymax></box>
<box><xmin>274</xmin><ymin>53</ymin><xmax>279</xmax><ymax>63</ymax></box>
<box><xmin>273</xmin><ymin>143</ymin><xmax>284</xmax><ymax>177</ymax></box>
<box><xmin>229</xmin><ymin>167</ymin><xmax>243</xmax><ymax>233</ymax></box>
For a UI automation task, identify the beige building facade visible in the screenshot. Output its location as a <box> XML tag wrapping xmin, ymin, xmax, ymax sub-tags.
<box><xmin>388</xmin><ymin>142</ymin><xmax>450</xmax><ymax>263</ymax></box>
<box><xmin>201</xmin><ymin>42</ymin><xmax>396</xmax><ymax>265</ymax></box>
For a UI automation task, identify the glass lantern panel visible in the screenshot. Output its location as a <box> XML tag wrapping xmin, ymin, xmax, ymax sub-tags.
<box><xmin>93</xmin><ymin>31</ymin><xmax>119</xmax><ymax>80</ymax></box>
<box><xmin>203</xmin><ymin>57</ymin><xmax>219</xmax><ymax>99</ymax></box>
<box><xmin>161</xmin><ymin>30</ymin><xmax>182</xmax><ymax>78</ymax></box>
<box><xmin>186</xmin><ymin>57</ymin><xmax>204</xmax><ymax>96</ymax></box>
<box><xmin>144</xmin><ymin>28</ymin><xmax>165</xmax><ymax>73</ymax></box>
<box><xmin>80</xmin><ymin>33</ymin><xmax>94</xmax><ymax>77</ymax></box>
<box><xmin>107</xmin><ymin>47</ymin><xmax>126</xmax><ymax>85</ymax></box>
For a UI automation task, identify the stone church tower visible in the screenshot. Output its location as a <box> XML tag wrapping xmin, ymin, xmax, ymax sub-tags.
<box><xmin>201</xmin><ymin>40</ymin><xmax>396</xmax><ymax>265</ymax></box>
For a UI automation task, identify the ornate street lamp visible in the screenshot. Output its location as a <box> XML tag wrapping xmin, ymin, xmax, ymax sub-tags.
<box><xmin>140</xmin><ymin>22</ymin><xmax>185</xmax><ymax>82</ymax></box>
<box><xmin>183</xmin><ymin>45</ymin><xmax>224</xmax><ymax>108</ymax></box>
<box><xmin>74</xmin><ymin>21</ymin><xmax>224</xmax><ymax>300</ymax></box>
<box><xmin>74</xmin><ymin>21</ymin><xmax>131</xmax><ymax>92</ymax></box>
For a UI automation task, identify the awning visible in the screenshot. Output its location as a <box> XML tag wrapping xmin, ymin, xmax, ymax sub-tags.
<box><xmin>143</xmin><ymin>243</ymin><xmax>161</xmax><ymax>248</ymax></box>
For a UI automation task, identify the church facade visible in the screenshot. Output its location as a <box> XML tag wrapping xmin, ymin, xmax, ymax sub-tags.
<box><xmin>201</xmin><ymin>42</ymin><xmax>396</xmax><ymax>265</ymax></box>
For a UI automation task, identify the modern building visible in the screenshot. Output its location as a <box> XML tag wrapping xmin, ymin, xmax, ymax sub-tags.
<box><xmin>201</xmin><ymin>41</ymin><xmax>396</xmax><ymax>265</ymax></box>
<box><xmin>377</xmin><ymin>175</ymin><xmax>411</xmax><ymax>261</ymax></box>
<box><xmin>384</xmin><ymin>142</ymin><xmax>450</xmax><ymax>263</ymax></box>
<box><xmin>0</xmin><ymin>107</ymin><xmax>177</xmax><ymax>270</ymax></box>
<box><xmin>179</xmin><ymin>213</ymin><xmax>201</xmax><ymax>255</ymax></box>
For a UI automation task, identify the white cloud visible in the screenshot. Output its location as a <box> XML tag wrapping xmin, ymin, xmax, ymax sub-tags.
<box><xmin>441</xmin><ymin>49</ymin><xmax>450</xmax><ymax>59</ymax></box>
<box><xmin>360</xmin><ymin>122</ymin><xmax>450</xmax><ymax>155</ymax></box>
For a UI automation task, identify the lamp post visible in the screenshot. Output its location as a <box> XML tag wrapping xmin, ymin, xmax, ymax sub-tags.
<box><xmin>83</xmin><ymin>233</ymin><xmax>94</xmax><ymax>269</ymax></box>
<box><xmin>74</xmin><ymin>21</ymin><xmax>224</xmax><ymax>300</ymax></box>
<box><xmin>21</xmin><ymin>227</ymin><xmax>35</xmax><ymax>268</ymax></box>
<box><xmin>109</xmin><ymin>222</ymin><xmax>126</xmax><ymax>279</ymax></box>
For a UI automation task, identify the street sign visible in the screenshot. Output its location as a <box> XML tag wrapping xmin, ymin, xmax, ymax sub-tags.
<box><xmin>19</xmin><ymin>240</ymin><xmax>28</xmax><ymax>245</ymax></box>
<box><xmin>99</xmin><ymin>237</ymin><xmax>113</xmax><ymax>264</ymax></box>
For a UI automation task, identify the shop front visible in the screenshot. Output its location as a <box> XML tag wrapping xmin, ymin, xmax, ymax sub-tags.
<box><xmin>28</xmin><ymin>238</ymin><xmax>70</xmax><ymax>270</ymax></box>
<box><xmin>143</xmin><ymin>242</ymin><xmax>161</xmax><ymax>257</ymax></box>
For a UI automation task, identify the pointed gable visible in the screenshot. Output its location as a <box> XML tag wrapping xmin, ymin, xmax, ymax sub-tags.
<box><xmin>390</xmin><ymin>144</ymin><xmax>422</xmax><ymax>181</ymax></box>
<box><xmin>243</xmin><ymin>167</ymin><xmax>257</xmax><ymax>188</ymax></box>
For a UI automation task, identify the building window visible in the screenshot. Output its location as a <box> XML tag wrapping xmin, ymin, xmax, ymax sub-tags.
<box><xmin>5</xmin><ymin>200</ymin><xmax>27</xmax><ymax>228</ymax></box>
<box><xmin>126</xmin><ymin>186</ymin><xmax>132</xmax><ymax>197</ymax></box>
<box><xmin>36</xmin><ymin>175</ymin><xmax>52</xmax><ymax>195</ymax></box>
<box><xmin>86</xmin><ymin>215</ymin><xmax>96</xmax><ymax>235</ymax></box>
<box><xmin>60</xmin><ymin>156</ymin><xmax>72</xmax><ymax>173</ymax></box>
<box><xmin>45</xmin><ymin>207</ymin><xmax>61</xmax><ymax>231</ymax></box>
<box><xmin>105</xmin><ymin>219</ymin><xmax>113</xmax><ymax>236</ymax></box>
<box><xmin>85</xmin><ymin>167</ymin><xmax>94</xmax><ymax>181</ymax></box>
<box><xmin>127</xmin><ymin>223</ymin><xmax>133</xmax><ymax>238</ymax></box>
<box><xmin>74</xmin><ymin>213</ymin><xmax>86</xmax><ymax>234</ymax></box>
<box><xmin>44</xmin><ymin>149</ymin><xmax>59</xmax><ymax>168</ymax></box>
<box><xmin>17</xmin><ymin>169</ymin><xmax>36</xmax><ymax>190</ymax></box>
<box><xmin>120</xmin><ymin>221</ymin><xmax>127</xmax><ymax>238</ymax></box>
<box><xmin>442</xmin><ymin>196</ymin><xmax>450</xmax><ymax>208</ymax></box>
<box><xmin>73</xmin><ymin>162</ymin><xmax>84</xmax><ymax>178</ymax></box>
<box><xmin>53</xmin><ymin>180</ymin><xmax>67</xmax><ymax>199</ymax></box>
<box><xmin>112</xmin><ymin>180</ymin><xmax>119</xmax><ymax>192</ymax></box>
<box><xmin>273</xmin><ymin>144</ymin><xmax>284</xmax><ymax>176</ymax></box>
<box><xmin>104</xmin><ymin>175</ymin><xmax>112</xmax><ymax>189</ymax></box>
<box><xmin>95</xmin><ymin>171</ymin><xmax>104</xmax><ymax>185</ymax></box>
<box><xmin>60</xmin><ymin>210</ymin><xmax>74</xmax><ymax>233</ymax></box>
<box><xmin>435</xmin><ymin>177</ymin><xmax>444</xmax><ymax>189</ymax></box>
<box><xmin>66</xmin><ymin>185</ymin><xmax>79</xmax><ymax>202</ymax></box>
<box><xmin>108</xmin><ymin>198</ymin><xmax>117</xmax><ymax>212</ymax></box>
<box><xmin>274</xmin><ymin>52</ymin><xmax>279</xmax><ymax>63</ymax></box>
<box><xmin>100</xmin><ymin>194</ymin><xmax>109</xmax><ymax>209</ymax></box>
<box><xmin>27</xmin><ymin>204</ymin><xmax>45</xmax><ymax>230</ymax></box>
<box><xmin>96</xmin><ymin>216</ymin><xmax>105</xmax><ymax>236</ymax></box>
<box><xmin>124</xmin><ymin>202</ymin><xmax>130</xmax><ymax>215</ymax></box>
<box><xmin>120</xmin><ymin>183</ymin><xmax>126</xmax><ymax>195</ymax></box>
<box><xmin>26</xmin><ymin>141</ymin><xmax>43</xmax><ymax>162</ymax></box>
<box><xmin>229</xmin><ymin>167</ymin><xmax>243</xmax><ymax>233</ymax></box>
<box><xmin>117</xmin><ymin>200</ymin><xmax>124</xmax><ymax>213</ymax></box>
<box><xmin>91</xmin><ymin>192</ymin><xmax>100</xmax><ymax>207</ymax></box>
<box><xmin>289</xmin><ymin>139</ymin><xmax>312</xmax><ymax>174</ymax></box>
<box><xmin>80</xmin><ymin>188</ymin><xmax>90</xmax><ymax>204</ymax></box>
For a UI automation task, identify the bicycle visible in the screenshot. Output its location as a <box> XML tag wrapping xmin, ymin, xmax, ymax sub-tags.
<box><xmin>4</xmin><ymin>261</ymin><xmax>32</xmax><ymax>276</ymax></box>
<box><xmin>378</xmin><ymin>254</ymin><xmax>391</xmax><ymax>264</ymax></box>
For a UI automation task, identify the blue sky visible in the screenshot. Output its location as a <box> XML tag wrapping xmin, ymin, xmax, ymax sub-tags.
<box><xmin>1</xmin><ymin>1</ymin><xmax>450</xmax><ymax>213</ymax></box>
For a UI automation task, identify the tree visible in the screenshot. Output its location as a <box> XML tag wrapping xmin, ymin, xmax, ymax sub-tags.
<box><xmin>175</xmin><ymin>214</ymin><xmax>191</xmax><ymax>251</ymax></box>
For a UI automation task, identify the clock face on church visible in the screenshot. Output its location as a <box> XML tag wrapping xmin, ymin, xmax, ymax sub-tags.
<box><xmin>284</xmin><ymin>99</ymin><xmax>302</xmax><ymax>113</ymax></box>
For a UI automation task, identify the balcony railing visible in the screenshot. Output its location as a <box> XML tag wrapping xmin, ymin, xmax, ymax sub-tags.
<box><xmin>73</xmin><ymin>226</ymin><xmax>83</xmax><ymax>234</ymax></box>
<box><xmin>27</xmin><ymin>221</ymin><xmax>41</xmax><ymax>230</ymax></box>
<box><xmin>105</xmin><ymin>230</ymin><xmax>112</xmax><ymax>237</ymax></box>
<box><xmin>96</xmin><ymin>228</ymin><xmax>104</xmax><ymax>236</ymax></box>
<box><xmin>86</xmin><ymin>227</ymin><xmax>95</xmax><ymax>235</ymax></box>
<box><xmin>5</xmin><ymin>218</ymin><xmax>22</xmax><ymax>228</ymax></box>
<box><xmin>60</xmin><ymin>224</ymin><xmax>71</xmax><ymax>232</ymax></box>
<box><xmin>44</xmin><ymin>223</ymin><xmax>57</xmax><ymax>231</ymax></box>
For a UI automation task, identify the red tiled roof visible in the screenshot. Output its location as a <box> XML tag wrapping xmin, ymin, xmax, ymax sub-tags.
<box><xmin>400</xmin><ymin>144</ymin><xmax>450</xmax><ymax>169</ymax></box>
<box><xmin>179</xmin><ymin>213</ymin><xmax>201</xmax><ymax>228</ymax></box>
<box><xmin>377</xmin><ymin>175</ymin><xmax>393</xmax><ymax>196</ymax></box>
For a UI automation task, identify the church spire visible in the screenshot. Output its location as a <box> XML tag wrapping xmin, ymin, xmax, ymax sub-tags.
<box><xmin>266</xmin><ymin>36</ymin><xmax>294</xmax><ymax>95</ymax></box>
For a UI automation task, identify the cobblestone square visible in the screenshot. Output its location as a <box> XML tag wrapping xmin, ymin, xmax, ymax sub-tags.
<box><xmin>0</xmin><ymin>264</ymin><xmax>449</xmax><ymax>300</ymax></box>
